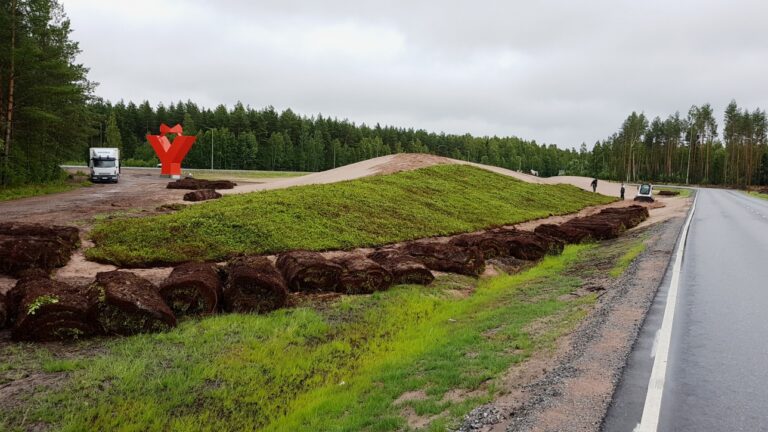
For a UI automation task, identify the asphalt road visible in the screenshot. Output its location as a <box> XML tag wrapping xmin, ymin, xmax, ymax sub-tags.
<box><xmin>605</xmin><ymin>188</ymin><xmax>768</xmax><ymax>431</ymax></box>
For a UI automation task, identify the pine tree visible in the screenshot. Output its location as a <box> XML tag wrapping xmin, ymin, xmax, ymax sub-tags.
<box><xmin>105</xmin><ymin>112</ymin><xmax>122</xmax><ymax>152</ymax></box>
<box><xmin>0</xmin><ymin>0</ymin><xmax>92</xmax><ymax>185</ymax></box>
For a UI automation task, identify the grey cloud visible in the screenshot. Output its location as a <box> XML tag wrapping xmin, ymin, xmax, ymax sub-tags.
<box><xmin>63</xmin><ymin>0</ymin><xmax>768</xmax><ymax>148</ymax></box>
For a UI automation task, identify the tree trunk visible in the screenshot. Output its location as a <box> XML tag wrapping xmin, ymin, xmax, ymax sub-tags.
<box><xmin>3</xmin><ymin>0</ymin><xmax>16</xmax><ymax>185</ymax></box>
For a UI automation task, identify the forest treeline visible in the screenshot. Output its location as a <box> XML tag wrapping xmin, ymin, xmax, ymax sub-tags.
<box><xmin>587</xmin><ymin>103</ymin><xmax>768</xmax><ymax>187</ymax></box>
<box><xmin>3</xmin><ymin>1</ymin><xmax>768</xmax><ymax>188</ymax></box>
<box><xmin>89</xmin><ymin>100</ymin><xmax>575</xmax><ymax>177</ymax></box>
<box><xmin>91</xmin><ymin>99</ymin><xmax>768</xmax><ymax>187</ymax></box>
<box><xmin>0</xmin><ymin>0</ymin><xmax>91</xmax><ymax>186</ymax></box>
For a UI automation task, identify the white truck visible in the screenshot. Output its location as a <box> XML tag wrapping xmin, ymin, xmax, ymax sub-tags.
<box><xmin>89</xmin><ymin>147</ymin><xmax>120</xmax><ymax>183</ymax></box>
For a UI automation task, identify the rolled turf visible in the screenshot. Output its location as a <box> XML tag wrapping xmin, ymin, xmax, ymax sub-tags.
<box><xmin>159</xmin><ymin>262</ymin><xmax>222</xmax><ymax>316</ymax></box>
<box><xmin>276</xmin><ymin>251</ymin><xmax>343</xmax><ymax>292</ymax></box>
<box><xmin>400</xmin><ymin>241</ymin><xmax>485</xmax><ymax>276</ymax></box>
<box><xmin>88</xmin><ymin>271</ymin><xmax>176</xmax><ymax>335</ymax></box>
<box><xmin>223</xmin><ymin>256</ymin><xmax>288</xmax><ymax>313</ymax></box>
<box><xmin>11</xmin><ymin>279</ymin><xmax>93</xmax><ymax>341</ymax></box>
<box><xmin>367</xmin><ymin>249</ymin><xmax>435</xmax><ymax>286</ymax></box>
<box><xmin>332</xmin><ymin>254</ymin><xmax>393</xmax><ymax>294</ymax></box>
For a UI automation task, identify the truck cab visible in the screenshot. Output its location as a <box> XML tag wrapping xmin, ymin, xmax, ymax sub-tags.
<box><xmin>89</xmin><ymin>148</ymin><xmax>120</xmax><ymax>183</ymax></box>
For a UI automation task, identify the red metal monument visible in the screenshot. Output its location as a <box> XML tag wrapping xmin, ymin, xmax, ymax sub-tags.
<box><xmin>147</xmin><ymin>124</ymin><xmax>196</xmax><ymax>178</ymax></box>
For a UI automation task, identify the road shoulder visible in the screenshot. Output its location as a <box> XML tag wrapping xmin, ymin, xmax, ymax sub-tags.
<box><xmin>457</xmin><ymin>204</ymin><xmax>689</xmax><ymax>432</ymax></box>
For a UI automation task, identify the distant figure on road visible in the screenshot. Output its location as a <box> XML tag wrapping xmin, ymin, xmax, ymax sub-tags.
<box><xmin>620</xmin><ymin>183</ymin><xmax>625</xmax><ymax>200</ymax></box>
<box><xmin>591</xmin><ymin>178</ymin><xmax>598</xmax><ymax>193</ymax></box>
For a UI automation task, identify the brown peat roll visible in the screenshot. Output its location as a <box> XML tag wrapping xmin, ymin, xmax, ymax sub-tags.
<box><xmin>159</xmin><ymin>262</ymin><xmax>223</xmax><ymax>316</ymax></box>
<box><xmin>449</xmin><ymin>232</ymin><xmax>508</xmax><ymax>259</ymax></box>
<box><xmin>167</xmin><ymin>178</ymin><xmax>236</xmax><ymax>190</ymax></box>
<box><xmin>183</xmin><ymin>189</ymin><xmax>222</xmax><ymax>202</ymax></box>
<box><xmin>0</xmin><ymin>291</ymin><xmax>7</xmax><ymax>329</ymax></box>
<box><xmin>534</xmin><ymin>223</ymin><xmax>593</xmax><ymax>244</ymax></box>
<box><xmin>368</xmin><ymin>249</ymin><xmax>435</xmax><ymax>286</ymax></box>
<box><xmin>0</xmin><ymin>222</ymin><xmax>80</xmax><ymax>246</ymax></box>
<box><xmin>0</xmin><ymin>235</ymin><xmax>75</xmax><ymax>277</ymax></box>
<box><xmin>561</xmin><ymin>217</ymin><xmax>625</xmax><ymax>240</ymax></box>
<box><xmin>400</xmin><ymin>241</ymin><xmax>485</xmax><ymax>276</ymax></box>
<box><xmin>88</xmin><ymin>271</ymin><xmax>176</xmax><ymax>335</ymax></box>
<box><xmin>11</xmin><ymin>279</ymin><xmax>93</xmax><ymax>341</ymax></box>
<box><xmin>332</xmin><ymin>254</ymin><xmax>393</xmax><ymax>294</ymax></box>
<box><xmin>276</xmin><ymin>251</ymin><xmax>343</xmax><ymax>292</ymax></box>
<box><xmin>488</xmin><ymin>229</ymin><xmax>563</xmax><ymax>260</ymax></box>
<box><xmin>223</xmin><ymin>256</ymin><xmax>288</xmax><ymax>313</ymax></box>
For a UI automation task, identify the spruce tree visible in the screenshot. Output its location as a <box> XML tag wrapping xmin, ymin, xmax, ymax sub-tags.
<box><xmin>105</xmin><ymin>112</ymin><xmax>122</xmax><ymax>152</ymax></box>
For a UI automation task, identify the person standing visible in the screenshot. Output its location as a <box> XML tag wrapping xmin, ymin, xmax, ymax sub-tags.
<box><xmin>620</xmin><ymin>182</ymin><xmax>625</xmax><ymax>200</ymax></box>
<box><xmin>591</xmin><ymin>178</ymin><xmax>598</xmax><ymax>193</ymax></box>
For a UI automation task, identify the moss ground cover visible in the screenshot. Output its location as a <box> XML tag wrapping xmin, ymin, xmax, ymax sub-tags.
<box><xmin>187</xmin><ymin>169</ymin><xmax>306</xmax><ymax>180</ymax></box>
<box><xmin>0</xmin><ymin>180</ymin><xmax>90</xmax><ymax>202</ymax></box>
<box><xmin>609</xmin><ymin>240</ymin><xmax>647</xmax><ymax>277</ymax></box>
<box><xmin>654</xmin><ymin>186</ymin><xmax>692</xmax><ymax>198</ymax></box>
<box><xmin>87</xmin><ymin>165</ymin><xmax>614</xmax><ymax>266</ymax></box>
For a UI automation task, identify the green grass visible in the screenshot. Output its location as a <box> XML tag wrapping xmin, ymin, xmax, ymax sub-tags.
<box><xmin>0</xmin><ymin>180</ymin><xmax>90</xmax><ymax>202</ymax></box>
<box><xmin>1</xmin><ymin>243</ymin><xmax>625</xmax><ymax>432</ymax></box>
<box><xmin>62</xmin><ymin>162</ymin><xmax>307</xmax><ymax>178</ymax></box>
<box><xmin>654</xmin><ymin>186</ymin><xmax>691</xmax><ymax>198</ymax></box>
<box><xmin>748</xmin><ymin>191</ymin><xmax>768</xmax><ymax>201</ymax></box>
<box><xmin>609</xmin><ymin>240</ymin><xmax>646</xmax><ymax>277</ymax></box>
<box><xmin>87</xmin><ymin>165</ymin><xmax>614</xmax><ymax>266</ymax></box>
<box><xmin>187</xmin><ymin>169</ymin><xmax>307</xmax><ymax>180</ymax></box>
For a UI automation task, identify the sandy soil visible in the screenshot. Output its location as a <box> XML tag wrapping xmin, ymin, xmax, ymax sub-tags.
<box><xmin>219</xmin><ymin>153</ymin><xmax>630</xmax><ymax>197</ymax></box>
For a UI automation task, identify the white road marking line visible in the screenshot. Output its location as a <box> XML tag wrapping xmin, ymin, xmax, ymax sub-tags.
<box><xmin>634</xmin><ymin>193</ymin><xmax>698</xmax><ymax>432</ymax></box>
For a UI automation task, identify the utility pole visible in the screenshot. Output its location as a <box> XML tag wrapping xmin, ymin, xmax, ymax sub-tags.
<box><xmin>210</xmin><ymin>129</ymin><xmax>214</xmax><ymax>170</ymax></box>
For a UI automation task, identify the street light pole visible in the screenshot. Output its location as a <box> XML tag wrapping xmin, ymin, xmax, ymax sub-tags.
<box><xmin>210</xmin><ymin>129</ymin><xmax>214</xmax><ymax>170</ymax></box>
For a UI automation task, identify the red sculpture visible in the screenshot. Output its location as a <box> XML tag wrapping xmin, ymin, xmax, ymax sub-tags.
<box><xmin>147</xmin><ymin>123</ymin><xmax>196</xmax><ymax>178</ymax></box>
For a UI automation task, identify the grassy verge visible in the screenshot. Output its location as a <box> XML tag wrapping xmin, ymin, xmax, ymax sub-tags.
<box><xmin>0</xmin><ymin>178</ymin><xmax>91</xmax><ymax>202</ymax></box>
<box><xmin>654</xmin><ymin>186</ymin><xmax>691</xmax><ymax>198</ymax></box>
<box><xmin>186</xmin><ymin>169</ymin><xmax>307</xmax><ymax>180</ymax></box>
<box><xmin>1</xmin><ymin>239</ymin><xmax>644</xmax><ymax>432</ymax></box>
<box><xmin>748</xmin><ymin>191</ymin><xmax>768</xmax><ymax>201</ymax></box>
<box><xmin>609</xmin><ymin>240</ymin><xmax>646</xmax><ymax>277</ymax></box>
<box><xmin>87</xmin><ymin>165</ymin><xmax>614</xmax><ymax>266</ymax></box>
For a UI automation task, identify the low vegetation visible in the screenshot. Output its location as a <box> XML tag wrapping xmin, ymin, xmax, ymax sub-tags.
<box><xmin>87</xmin><ymin>165</ymin><xmax>614</xmax><ymax>266</ymax></box>
<box><xmin>654</xmin><ymin>186</ymin><xmax>692</xmax><ymax>198</ymax></box>
<box><xmin>1</xmin><ymin>239</ymin><xmax>648</xmax><ymax>431</ymax></box>
<box><xmin>185</xmin><ymin>169</ymin><xmax>306</xmax><ymax>180</ymax></box>
<box><xmin>609</xmin><ymin>240</ymin><xmax>647</xmax><ymax>277</ymax></box>
<box><xmin>0</xmin><ymin>177</ymin><xmax>91</xmax><ymax>202</ymax></box>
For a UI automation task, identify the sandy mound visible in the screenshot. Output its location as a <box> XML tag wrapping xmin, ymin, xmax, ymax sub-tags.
<box><xmin>220</xmin><ymin>153</ymin><xmax>626</xmax><ymax>199</ymax></box>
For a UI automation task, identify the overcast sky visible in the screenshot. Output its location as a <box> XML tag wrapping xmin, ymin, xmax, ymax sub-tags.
<box><xmin>62</xmin><ymin>0</ymin><xmax>768</xmax><ymax>148</ymax></box>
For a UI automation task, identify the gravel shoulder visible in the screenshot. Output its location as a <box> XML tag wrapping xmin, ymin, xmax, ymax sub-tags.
<box><xmin>456</xmin><ymin>199</ymin><xmax>691</xmax><ymax>432</ymax></box>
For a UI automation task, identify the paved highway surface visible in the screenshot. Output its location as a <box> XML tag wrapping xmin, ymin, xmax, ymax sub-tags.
<box><xmin>605</xmin><ymin>188</ymin><xmax>768</xmax><ymax>431</ymax></box>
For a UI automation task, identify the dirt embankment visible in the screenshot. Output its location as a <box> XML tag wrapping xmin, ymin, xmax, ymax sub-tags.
<box><xmin>217</xmin><ymin>153</ymin><xmax>633</xmax><ymax>197</ymax></box>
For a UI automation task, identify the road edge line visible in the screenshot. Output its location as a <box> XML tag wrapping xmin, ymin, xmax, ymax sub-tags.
<box><xmin>635</xmin><ymin>192</ymin><xmax>697</xmax><ymax>432</ymax></box>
